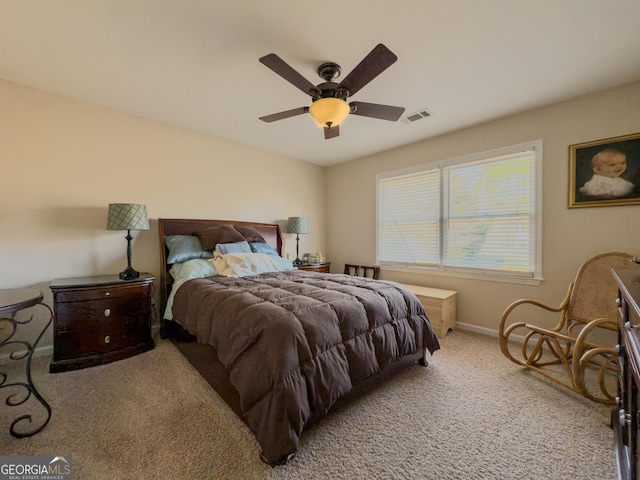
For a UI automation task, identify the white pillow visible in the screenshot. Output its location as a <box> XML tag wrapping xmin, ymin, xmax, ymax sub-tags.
<box><xmin>212</xmin><ymin>253</ymin><xmax>295</xmax><ymax>277</ymax></box>
<box><xmin>169</xmin><ymin>258</ymin><xmax>218</xmax><ymax>281</ymax></box>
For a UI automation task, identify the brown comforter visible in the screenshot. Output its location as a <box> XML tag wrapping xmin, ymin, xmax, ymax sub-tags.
<box><xmin>171</xmin><ymin>271</ymin><xmax>440</xmax><ymax>465</ymax></box>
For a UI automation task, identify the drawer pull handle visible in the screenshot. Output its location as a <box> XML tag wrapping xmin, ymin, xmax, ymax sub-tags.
<box><xmin>619</xmin><ymin>409</ymin><xmax>631</xmax><ymax>427</ymax></box>
<box><xmin>104</xmin><ymin>335</ymin><xmax>110</xmax><ymax>344</ymax></box>
<box><xmin>104</xmin><ymin>308</ymin><xmax>111</xmax><ymax>317</ymax></box>
<box><xmin>105</xmin><ymin>292</ymin><xmax>110</xmax><ymax>296</ymax></box>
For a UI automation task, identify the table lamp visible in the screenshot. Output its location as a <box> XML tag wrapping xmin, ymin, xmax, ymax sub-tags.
<box><xmin>107</xmin><ymin>203</ymin><xmax>149</xmax><ymax>280</ymax></box>
<box><xmin>286</xmin><ymin>216</ymin><xmax>309</xmax><ymax>266</ymax></box>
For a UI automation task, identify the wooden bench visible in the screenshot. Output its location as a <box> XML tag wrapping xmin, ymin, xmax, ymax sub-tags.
<box><xmin>402</xmin><ymin>284</ymin><xmax>457</xmax><ymax>339</ymax></box>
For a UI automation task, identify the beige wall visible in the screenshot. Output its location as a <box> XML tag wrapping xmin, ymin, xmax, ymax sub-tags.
<box><xmin>4</xmin><ymin>77</ymin><xmax>640</xmax><ymax>353</ymax></box>
<box><xmin>0</xmin><ymin>79</ymin><xmax>326</xmax><ymax>350</ymax></box>
<box><xmin>326</xmin><ymin>81</ymin><xmax>640</xmax><ymax>335</ymax></box>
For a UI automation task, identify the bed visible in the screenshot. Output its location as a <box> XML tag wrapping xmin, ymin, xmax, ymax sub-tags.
<box><xmin>158</xmin><ymin>218</ymin><xmax>440</xmax><ymax>465</ymax></box>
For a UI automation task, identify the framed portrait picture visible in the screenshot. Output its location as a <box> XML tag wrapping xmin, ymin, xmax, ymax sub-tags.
<box><xmin>569</xmin><ymin>132</ymin><xmax>640</xmax><ymax>208</ymax></box>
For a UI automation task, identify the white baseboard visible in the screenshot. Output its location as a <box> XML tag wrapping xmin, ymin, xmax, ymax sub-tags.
<box><xmin>456</xmin><ymin>321</ymin><xmax>525</xmax><ymax>344</ymax></box>
<box><xmin>456</xmin><ymin>322</ymin><xmax>498</xmax><ymax>337</ymax></box>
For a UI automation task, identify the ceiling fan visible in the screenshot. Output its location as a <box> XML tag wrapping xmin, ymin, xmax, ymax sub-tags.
<box><xmin>258</xmin><ymin>44</ymin><xmax>405</xmax><ymax>140</ymax></box>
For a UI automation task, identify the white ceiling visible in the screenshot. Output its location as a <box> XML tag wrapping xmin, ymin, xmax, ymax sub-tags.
<box><xmin>2</xmin><ymin>1</ymin><xmax>640</xmax><ymax>167</ymax></box>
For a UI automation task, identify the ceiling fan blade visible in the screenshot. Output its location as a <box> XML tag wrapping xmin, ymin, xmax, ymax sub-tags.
<box><xmin>324</xmin><ymin>125</ymin><xmax>340</xmax><ymax>139</ymax></box>
<box><xmin>259</xmin><ymin>53</ymin><xmax>321</xmax><ymax>96</ymax></box>
<box><xmin>349</xmin><ymin>102</ymin><xmax>405</xmax><ymax>121</ymax></box>
<box><xmin>338</xmin><ymin>44</ymin><xmax>398</xmax><ymax>97</ymax></box>
<box><xmin>259</xmin><ymin>107</ymin><xmax>309</xmax><ymax>123</ymax></box>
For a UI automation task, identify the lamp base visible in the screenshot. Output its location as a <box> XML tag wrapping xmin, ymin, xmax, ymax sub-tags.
<box><xmin>119</xmin><ymin>267</ymin><xmax>140</xmax><ymax>280</ymax></box>
<box><xmin>293</xmin><ymin>258</ymin><xmax>303</xmax><ymax>267</ymax></box>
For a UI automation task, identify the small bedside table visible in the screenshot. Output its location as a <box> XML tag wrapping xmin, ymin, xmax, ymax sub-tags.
<box><xmin>297</xmin><ymin>262</ymin><xmax>331</xmax><ymax>273</ymax></box>
<box><xmin>49</xmin><ymin>273</ymin><xmax>154</xmax><ymax>372</ymax></box>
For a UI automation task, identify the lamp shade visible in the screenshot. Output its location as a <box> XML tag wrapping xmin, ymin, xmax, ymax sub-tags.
<box><xmin>107</xmin><ymin>204</ymin><xmax>149</xmax><ymax>231</ymax></box>
<box><xmin>309</xmin><ymin>98</ymin><xmax>350</xmax><ymax>128</ymax></box>
<box><xmin>286</xmin><ymin>217</ymin><xmax>309</xmax><ymax>234</ymax></box>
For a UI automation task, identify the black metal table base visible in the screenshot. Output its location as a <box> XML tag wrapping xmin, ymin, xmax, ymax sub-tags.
<box><xmin>1</xmin><ymin>298</ymin><xmax>53</xmax><ymax>438</ymax></box>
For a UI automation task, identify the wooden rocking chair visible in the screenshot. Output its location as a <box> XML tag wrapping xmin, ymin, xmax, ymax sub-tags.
<box><xmin>499</xmin><ymin>252</ymin><xmax>640</xmax><ymax>404</ymax></box>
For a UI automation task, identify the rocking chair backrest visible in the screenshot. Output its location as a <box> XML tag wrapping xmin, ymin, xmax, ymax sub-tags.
<box><xmin>567</xmin><ymin>252</ymin><xmax>640</xmax><ymax>323</ymax></box>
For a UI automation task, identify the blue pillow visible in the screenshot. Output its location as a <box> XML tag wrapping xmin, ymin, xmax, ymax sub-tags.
<box><xmin>250</xmin><ymin>242</ymin><xmax>279</xmax><ymax>256</ymax></box>
<box><xmin>165</xmin><ymin>235</ymin><xmax>213</xmax><ymax>264</ymax></box>
<box><xmin>216</xmin><ymin>241</ymin><xmax>252</xmax><ymax>254</ymax></box>
<box><xmin>271</xmin><ymin>255</ymin><xmax>296</xmax><ymax>271</ymax></box>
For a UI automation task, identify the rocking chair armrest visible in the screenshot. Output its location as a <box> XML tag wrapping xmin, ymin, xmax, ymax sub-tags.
<box><xmin>505</xmin><ymin>298</ymin><xmax>566</xmax><ymax>314</ymax></box>
<box><xmin>499</xmin><ymin>283</ymin><xmax>573</xmax><ymax>335</ymax></box>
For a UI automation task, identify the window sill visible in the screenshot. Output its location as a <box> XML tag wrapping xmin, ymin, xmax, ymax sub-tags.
<box><xmin>381</xmin><ymin>265</ymin><xmax>543</xmax><ymax>286</ymax></box>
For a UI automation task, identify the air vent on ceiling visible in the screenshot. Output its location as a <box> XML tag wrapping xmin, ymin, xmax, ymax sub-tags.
<box><xmin>402</xmin><ymin>109</ymin><xmax>432</xmax><ymax>124</ymax></box>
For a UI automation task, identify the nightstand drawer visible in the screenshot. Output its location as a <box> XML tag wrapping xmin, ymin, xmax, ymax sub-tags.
<box><xmin>54</xmin><ymin>283</ymin><xmax>148</xmax><ymax>303</ymax></box>
<box><xmin>297</xmin><ymin>262</ymin><xmax>331</xmax><ymax>273</ymax></box>
<box><xmin>54</xmin><ymin>293</ymin><xmax>148</xmax><ymax>328</ymax></box>
<box><xmin>54</xmin><ymin>316</ymin><xmax>132</xmax><ymax>359</ymax></box>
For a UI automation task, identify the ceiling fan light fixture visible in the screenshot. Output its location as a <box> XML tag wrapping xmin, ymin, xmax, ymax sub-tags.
<box><xmin>309</xmin><ymin>97</ymin><xmax>350</xmax><ymax>128</ymax></box>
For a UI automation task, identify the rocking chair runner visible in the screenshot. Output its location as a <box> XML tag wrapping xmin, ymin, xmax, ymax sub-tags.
<box><xmin>499</xmin><ymin>252</ymin><xmax>640</xmax><ymax>404</ymax></box>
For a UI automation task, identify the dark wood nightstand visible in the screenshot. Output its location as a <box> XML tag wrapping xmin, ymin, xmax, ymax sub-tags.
<box><xmin>49</xmin><ymin>273</ymin><xmax>154</xmax><ymax>372</ymax></box>
<box><xmin>296</xmin><ymin>262</ymin><xmax>331</xmax><ymax>273</ymax></box>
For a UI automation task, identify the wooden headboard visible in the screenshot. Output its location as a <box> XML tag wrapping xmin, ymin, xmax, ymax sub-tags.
<box><xmin>158</xmin><ymin>218</ymin><xmax>284</xmax><ymax>313</ymax></box>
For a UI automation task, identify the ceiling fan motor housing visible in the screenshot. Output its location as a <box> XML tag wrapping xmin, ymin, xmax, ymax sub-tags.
<box><xmin>312</xmin><ymin>62</ymin><xmax>349</xmax><ymax>101</ymax></box>
<box><xmin>312</xmin><ymin>82</ymin><xmax>348</xmax><ymax>102</ymax></box>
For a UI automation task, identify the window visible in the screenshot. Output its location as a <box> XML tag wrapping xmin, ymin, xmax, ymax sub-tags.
<box><xmin>377</xmin><ymin>141</ymin><xmax>542</xmax><ymax>282</ymax></box>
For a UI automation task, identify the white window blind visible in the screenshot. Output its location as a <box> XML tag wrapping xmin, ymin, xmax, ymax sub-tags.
<box><xmin>378</xmin><ymin>168</ymin><xmax>440</xmax><ymax>266</ymax></box>
<box><xmin>376</xmin><ymin>141</ymin><xmax>541</xmax><ymax>280</ymax></box>
<box><xmin>443</xmin><ymin>151</ymin><xmax>536</xmax><ymax>275</ymax></box>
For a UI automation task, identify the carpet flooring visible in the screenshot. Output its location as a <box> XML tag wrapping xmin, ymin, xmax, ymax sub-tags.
<box><xmin>1</xmin><ymin>330</ymin><xmax>615</xmax><ymax>479</ymax></box>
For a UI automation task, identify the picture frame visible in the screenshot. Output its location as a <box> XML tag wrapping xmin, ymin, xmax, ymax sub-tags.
<box><xmin>569</xmin><ymin>132</ymin><xmax>640</xmax><ymax>208</ymax></box>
